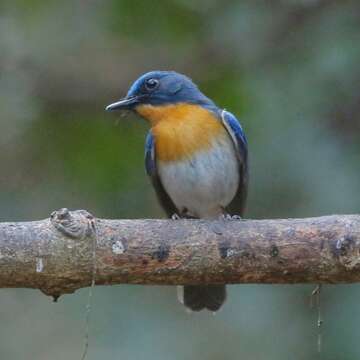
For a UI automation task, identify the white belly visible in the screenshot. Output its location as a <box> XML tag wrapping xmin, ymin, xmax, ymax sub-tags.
<box><xmin>158</xmin><ymin>135</ymin><xmax>239</xmax><ymax>218</ymax></box>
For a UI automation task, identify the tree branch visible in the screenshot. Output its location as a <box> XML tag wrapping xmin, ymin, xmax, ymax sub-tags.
<box><xmin>0</xmin><ymin>208</ymin><xmax>359</xmax><ymax>298</ymax></box>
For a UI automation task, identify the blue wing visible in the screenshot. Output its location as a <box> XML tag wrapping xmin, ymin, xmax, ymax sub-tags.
<box><xmin>145</xmin><ymin>131</ymin><xmax>156</xmax><ymax>176</ymax></box>
<box><xmin>219</xmin><ymin>110</ymin><xmax>249</xmax><ymax>215</ymax></box>
<box><xmin>145</xmin><ymin>131</ymin><xmax>178</xmax><ymax>217</ymax></box>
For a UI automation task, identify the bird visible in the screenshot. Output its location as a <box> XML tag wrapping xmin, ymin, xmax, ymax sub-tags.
<box><xmin>106</xmin><ymin>71</ymin><xmax>248</xmax><ymax>312</ymax></box>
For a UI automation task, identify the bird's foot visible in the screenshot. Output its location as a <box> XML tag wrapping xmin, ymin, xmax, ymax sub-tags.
<box><xmin>219</xmin><ymin>213</ymin><xmax>242</xmax><ymax>221</ymax></box>
<box><xmin>171</xmin><ymin>213</ymin><xmax>182</xmax><ymax>220</ymax></box>
<box><xmin>212</xmin><ymin>213</ymin><xmax>242</xmax><ymax>234</ymax></box>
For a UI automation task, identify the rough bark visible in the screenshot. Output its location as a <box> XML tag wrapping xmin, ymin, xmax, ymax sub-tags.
<box><xmin>0</xmin><ymin>208</ymin><xmax>359</xmax><ymax>298</ymax></box>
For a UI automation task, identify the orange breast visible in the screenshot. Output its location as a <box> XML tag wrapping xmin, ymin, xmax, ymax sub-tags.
<box><xmin>136</xmin><ymin>103</ymin><xmax>226</xmax><ymax>162</ymax></box>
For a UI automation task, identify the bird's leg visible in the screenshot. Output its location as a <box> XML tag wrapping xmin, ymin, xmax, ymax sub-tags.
<box><xmin>172</xmin><ymin>208</ymin><xmax>197</xmax><ymax>220</ymax></box>
<box><xmin>211</xmin><ymin>209</ymin><xmax>242</xmax><ymax>235</ymax></box>
<box><xmin>220</xmin><ymin>214</ymin><xmax>242</xmax><ymax>221</ymax></box>
<box><xmin>171</xmin><ymin>210</ymin><xmax>187</xmax><ymax>220</ymax></box>
<box><xmin>219</xmin><ymin>208</ymin><xmax>242</xmax><ymax>221</ymax></box>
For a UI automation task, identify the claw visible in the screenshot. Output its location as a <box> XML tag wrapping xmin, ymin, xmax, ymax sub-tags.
<box><xmin>219</xmin><ymin>214</ymin><xmax>242</xmax><ymax>221</ymax></box>
<box><xmin>171</xmin><ymin>213</ymin><xmax>181</xmax><ymax>220</ymax></box>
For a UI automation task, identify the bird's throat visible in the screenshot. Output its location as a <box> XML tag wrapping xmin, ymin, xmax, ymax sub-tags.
<box><xmin>136</xmin><ymin>103</ymin><xmax>225</xmax><ymax>162</ymax></box>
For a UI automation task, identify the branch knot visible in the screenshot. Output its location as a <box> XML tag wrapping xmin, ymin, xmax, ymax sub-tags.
<box><xmin>50</xmin><ymin>208</ymin><xmax>95</xmax><ymax>239</ymax></box>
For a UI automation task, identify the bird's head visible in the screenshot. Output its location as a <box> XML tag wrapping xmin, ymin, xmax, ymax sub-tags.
<box><xmin>106</xmin><ymin>71</ymin><xmax>215</xmax><ymax>121</ymax></box>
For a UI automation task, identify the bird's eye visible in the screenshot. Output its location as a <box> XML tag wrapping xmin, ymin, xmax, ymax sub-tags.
<box><xmin>145</xmin><ymin>78</ymin><xmax>159</xmax><ymax>91</ymax></box>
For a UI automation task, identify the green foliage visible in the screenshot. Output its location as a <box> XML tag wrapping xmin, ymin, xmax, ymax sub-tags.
<box><xmin>109</xmin><ymin>0</ymin><xmax>203</xmax><ymax>44</ymax></box>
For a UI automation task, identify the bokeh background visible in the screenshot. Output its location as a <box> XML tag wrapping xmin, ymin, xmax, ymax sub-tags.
<box><xmin>1</xmin><ymin>0</ymin><xmax>360</xmax><ymax>359</ymax></box>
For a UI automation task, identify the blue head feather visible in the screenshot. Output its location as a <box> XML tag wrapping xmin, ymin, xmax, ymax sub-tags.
<box><xmin>126</xmin><ymin>71</ymin><xmax>216</xmax><ymax>109</ymax></box>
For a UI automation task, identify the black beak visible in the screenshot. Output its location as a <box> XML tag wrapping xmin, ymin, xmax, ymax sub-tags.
<box><xmin>105</xmin><ymin>96</ymin><xmax>139</xmax><ymax>111</ymax></box>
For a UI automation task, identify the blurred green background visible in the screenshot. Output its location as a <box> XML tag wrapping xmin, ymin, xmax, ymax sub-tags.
<box><xmin>1</xmin><ymin>0</ymin><xmax>360</xmax><ymax>359</ymax></box>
